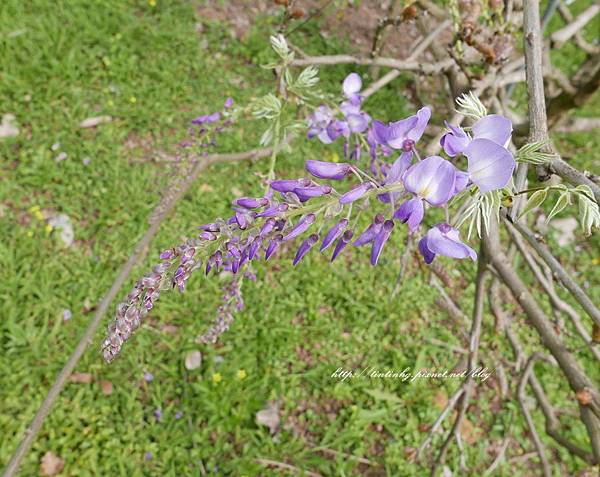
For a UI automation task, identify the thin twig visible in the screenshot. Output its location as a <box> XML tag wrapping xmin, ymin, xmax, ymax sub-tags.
<box><xmin>550</xmin><ymin>4</ymin><xmax>600</xmax><ymax>48</ymax></box>
<box><xmin>290</xmin><ymin>55</ymin><xmax>454</xmax><ymax>74</ymax></box>
<box><xmin>518</xmin><ymin>352</ymin><xmax>554</xmax><ymax>477</ymax></box>
<box><xmin>254</xmin><ymin>458</ymin><xmax>323</xmax><ymax>477</ymax></box>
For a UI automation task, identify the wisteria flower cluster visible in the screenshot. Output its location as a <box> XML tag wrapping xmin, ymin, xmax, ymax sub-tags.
<box><xmin>103</xmin><ymin>74</ymin><xmax>517</xmax><ymax>362</ymax></box>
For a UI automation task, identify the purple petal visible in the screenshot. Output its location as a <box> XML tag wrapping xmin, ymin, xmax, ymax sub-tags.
<box><xmin>464</xmin><ymin>138</ymin><xmax>515</xmax><ymax>193</ymax></box>
<box><xmin>453</xmin><ymin>171</ymin><xmax>470</xmax><ymax>194</ymax></box>
<box><xmin>343</xmin><ymin>73</ymin><xmax>362</xmax><ymax>97</ymax></box>
<box><xmin>346</xmin><ymin>113</ymin><xmax>370</xmax><ymax>133</ymax></box>
<box><xmin>371</xmin><ymin>220</ymin><xmax>394</xmax><ymax>265</ymax></box>
<box><xmin>259</xmin><ymin>218</ymin><xmax>276</xmax><ymax>237</ymax></box>
<box><xmin>385</xmin><ymin>151</ymin><xmax>413</xmax><ymax>185</ymax></box>
<box><xmin>340</xmin><ymin>100</ymin><xmax>361</xmax><ymax>117</ymax></box>
<box><xmin>371</xmin><ymin>121</ymin><xmax>390</xmax><ymax>145</ymax></box>
<box><xmin>339</xmin><ymin>182</ymin><xmax>373</xmax><ymax>204</ymax></box>
<box><xmin>224</xmin><ymin>97</ymin><xmax>234</xmax><ymax>109</ymax></box>
<box><xmin>327</xmin><ymin>120</ymin><xmax>350</xmax><ymax>141</ymax></box>
<box><xmin>406</xmin><ymin>106</ymin><xmax>431</xmax><ymax>143</ymax></box>
<box><xmin>385</xmin><ymin>116</ymin><xmax>418</xmax><ymax>149</ymax></box>
<box><xmin>472</xmin><ymin>114</ymin><xmax>512</xmax><ymax>146</ymax></box>
<box><xmin>418</xmin><ymin>236</ymin><xmax>436</xmax><ymax>264</ymax></box>
<box><xmin>440</xmin><ymin>122</ymin><xmax>470</xmax><ymax>157</ymax></box>
<box><xmin>402</xmin><ymin>155</ymin><xmax>457</xmax><ymax>206</ymax></box>
<box><xmin>293</xmin><ymin>234</ymin><xmax>319</xmax><ymax>265</ymax></box>
<box><xmin>320</xmin><ymin>219</ymin><xmax>348</xmax><ymax>251</ymax></box>
<box><xmin>331</xmin><ymin>230</ymin><xmax>354</xmax><ymax>261</ymax></box>
<box><xmin>282</xmin><ymin>214</ymin><xmax>315</xmax><ymax>241</ymax></box>
<box><xmin>426</xmin><ymin>223</ymin><xmax>477</xmax><ymax>261</ymax></box>
<box><xmin>393</xmin><ymin>197</ymin><xmax>424</xmax><ymax>233</ymax></box>
<box><xmin>305</xmin><ymin>160</ymin><xmax>351</xmax><ymax>180</ymax></box>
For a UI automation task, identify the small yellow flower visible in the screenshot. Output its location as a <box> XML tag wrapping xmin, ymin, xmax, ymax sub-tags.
<box><xmin>592</xmin><ymin>257</ymin><xmax>600</xmax><ymax>266</ymax></box>
<box><xmin>351</xmin><ymin>405</ymin><xmax>358</xmax><ymax>413</ymax></box>
<box><xmin>107</xmin><ymin>99</ymin><xmax>114</xmax><ymax>107</ymax></box>
<box><xmin>26</xmin><ymin>230</ymin><xmax>34</xmax><ymax>238</ymax></box>
<box><xmin>329</xmin><ymin>151</ymin><xmax>340</xmax><ymax>163</ymax></box>
<box><xmin>236</xmin><ymin>369</ymin><xmax>247</xmax><ymax>380</ymax></box>
<box><xmin>33</xmin><ymin>210</ymin><xmax>44</xmax><ymax>221</ymax></box>
<box><xmin>28</xmin><ymin>205</ymin><xmax>40</xmax><ymax>212</ymax></box>
<box><xmin>44</xmin><ymin>224</ymin><xmax>53</xmax><ymax>234</ymax></box>
<box><xmin>148</xmin><ymin>0</ymin><xmax>157</xmax><ymax>6</ymax></box>
<box><xmin>129</xmin><ymin>96</ymin><xmax>137</xmax><ymax>104</ymax></box>
<box><xmin>212</xmin><ymin>373</ymin><xmax>222</xmax><ymax>384</ymax></box>
<box><xmin>102</xmin><ymin>56</ymin><xmax>111</xmax><ymax>67</ymax></box>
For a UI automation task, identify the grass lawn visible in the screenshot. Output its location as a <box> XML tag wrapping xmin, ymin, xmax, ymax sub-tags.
<box><xmin>1</xmin><ymin>1</ymin><xmax>598</xmax><ymax>475</ymax></box>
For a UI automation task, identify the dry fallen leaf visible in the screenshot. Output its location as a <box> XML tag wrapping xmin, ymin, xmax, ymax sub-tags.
<box><xmin>99</xmin><ymin>380</ymin><xmax>113</xmax><ymax>396</ymax></box>
<box><xmin>256</xmin><ymin>400</ymin><xmax>280</xmax><ymax>434</ymax></box>
<box><xmin>69</xmin><ymin>372</ymin><xmax>93</xmax><ymax>384</ymax></box>
<box><xmin>433</xmin><ymin>390</ymin><xmax>449</xmax><ymax>411</ymax></box>
<box><xmin>40</xmin><ymin>451</ymin><xmax>64</xmax><ymax>476</ymax></box>
<box><xmin>459</xmin><ymin>417</ymin><xmax>478</xmax><ymax>445</ymax></box>
<box><xmin>184</xmin><ymin>350</ymin><xmax>202</xmax><ymax>370</ymax></box>
<box><xmin>199</xmin><ymin>183</ymin><xmax>214</xmax><ymax>192</ymax></box>
<box><xmin>79</xmin><ymin>115</ymin><xmax>112</xmax><ymax>128</ymax></box>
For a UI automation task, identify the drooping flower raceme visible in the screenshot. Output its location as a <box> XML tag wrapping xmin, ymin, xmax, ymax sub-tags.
<box><xmin>103</xmin><ymin>79</ymin><xmax>520</xmax><ymax>363</ymax></box>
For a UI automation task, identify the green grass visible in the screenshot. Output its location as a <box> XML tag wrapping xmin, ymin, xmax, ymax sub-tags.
<box><xmin>1</xmin><ymin>1</ymin><xmax>599</xmax><ymax>476</ymax></box>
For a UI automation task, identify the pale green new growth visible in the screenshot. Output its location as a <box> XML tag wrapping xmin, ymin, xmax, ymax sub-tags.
<box><xmin>455</xmin><ymin>91</ymin><xmax>487</xmax><ymax>120</ymax></box>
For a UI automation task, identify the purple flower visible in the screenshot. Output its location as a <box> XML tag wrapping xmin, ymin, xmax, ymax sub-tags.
<box><xmin>440</xmin><ymin>114</ymin><xmax>512</xmax><ymax>157</ymax></box>
<box><xmin>175</xmin><ymin>411</ymin><xmax>183</xmax><ymax>419</ymax></box>
<box><xmin>403</xmin><ymin>155</ymin><xmax>458</xmax><ymax>206</ymax></box>
<box><xmin>464</xmin><ymin>138</ymin><xmax>515</xmax><ymax>193</ymax></box>
<box><xmin>418</xmin><ymin>223</ymin><xmax>477</xmax><ymax>264</ymax></box>
<box><xmin>307</xmin><ymin>105</ymin><xmax>335</xmax><ymax>144</ymax></box>
<box><xmin>331</xmin><ymin>230</ymin><xmax>354</xmax><ymax>261</ymax></box>
<box><xmin>144</xmin><ymin>452</ymin><xmax>153</xmax><ymax>461</ymax></box>
<box><xmin>326</xmin><ymin>120</ymin><xmax>350</xmax><ymax>141</ymax></box>
<box><xmin>154</xmin><ymin>408</ymin><xmax>163</xmax><ymax>422</ymax></box>
<box><xmin>144</xmin><ymin>372</ymin><xmax>154</xmax><ymax>382</ymax></box>
<box><xmin>283</xmin><ymin>214</ymin><xmax>315</xmax><ymax>241</ymax></box>
<box><xmin>339</xmin><ymin>182</ymin><xmax>373</xmax><ymax>204</ymax></box>
<box><xmin>393</xmin><ymin>197</ymin><xmax>424</xmax><ymax>233</ymax></box>
<box><xmin>259</xmin><ymin>218</ymin><xmax>276</xmax><ymax>237</ymax></box>
<box><xmin>439</xmin><ymin>121</ymin><xmax>470</xmax><ymax>157</ymax></box>
<box><xmin>293</xmin><ymin>234</ymin><xmax>319</xmax><ymax>265</ymax></box>
<box><xmin>305</xmin><ymin>160</ymin><xmax>352</xmax><ymax>180</ymax></box>
<box><xmin>372</xmin><ymin>107</ymin><xmax>431</xmax><ymax>151</ymax></box>
<box><xmin>385</xmin><ymin>151</ymin><xmax>413</xmax><ymax>185</ymax></box>
<box><xmin>224</xmin><ymin>97</ymin><xmax>234</xmax><ymax>109</ymax></box>
<box><xmin>343</xmin><ymin>72</ymin><xmax>362</xmax><ymax>100</ymax></box>
<box><xmin>320</xmin><ymin>219</ymin><xmax>348</xmax><ymax>251</ymax></box>
<box><xmin>371</xmin><ymin>220</ymin><xmax>394</xmax><ymax>265</ymax></box>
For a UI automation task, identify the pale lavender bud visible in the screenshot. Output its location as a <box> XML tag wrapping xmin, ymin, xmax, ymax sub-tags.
<box><xmin>371</xmin><ymin>220</ymin><xmax>394</xmax><ymax>265</ymax></box>
<box><xmin>293</xmin><ymin>234</ymin><xmax>319</xmax><ymax>265</ymax></box>
<box><xmin>331</xmin><ymin>230</ymin><xmax>353</xmax><ymax>261</ymax></box>
<box><xmin>270</xmin><ymin>178</ymin><xmax>311</xmax><ymax>193</ymax></box>
<box><xmin>234</xmin><ymin>197</ymin><xmax>269</xmax><ymax>209</ymax></box>
<box><xmin>305</xmin><ymin>160</ymin><xmax>351</xmax><ymax>180</ymax></box>
<box><xmin>259</xmin><ymin>218</ymin><xmax>276</xmax><ymax>237</ymax></box>
<box><xmin>199</xmin><ymin>231</ymin><xmax>217</xmax><ymax>241</ymax></box>
<box><xmin>265</xmin><ymin>234</ymin><xmax>283</xmax><ymax>260</ymax></box>
<box><xmin>293</xmin><ymin>185</ymin><xmax>332</xmax><ymax>202</ymax></box>
<box><xmin>320</xmin><ymin>219</ymin><xmax>348</xmax><ymax>251</ymax></box>
<box><xmin>256</xmin><ymin>203</ymin><xmax>288</xmax><ymax>218</ymax></box>
<box><xmin>354</xmin><ymin>214</ymin><xmax>385</xmax><ymax>246</ymax></box>
<box><xmin>282</xmin><ymin>214</ymin><xmax>315</xmax><ymax>241</ymax></box>
<box><xmin>339</xmin><ymin>182</ymin><xmax>373</xmax><ymax>204</ymax></box>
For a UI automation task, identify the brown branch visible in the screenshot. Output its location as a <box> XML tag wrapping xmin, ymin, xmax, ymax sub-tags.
<box><xmin>290</xmin><ymin>55</ymin><xmax>454</xmax><ymax>74</ymax></box>
<box><xmin>556</xmin><ymin>2</ymin><xmax>600</xmax><ymax>54</ymax></box>
<box><xmin>1</xmin><ymin>145</ymin><xmax>278</xmax><ymax>477</ymax></box>
<box><xmin>490</xmin><ymin>281</ymin><xmax>596</xmax><ymax>464</ymax></box>
<box><xmin>550</xmin><ymin>4</ymin><xmax>600</xmax><ymax>49</ymax></box>
<box><xmin>484</xmin><ymin>218</ymin><xmax>600</xmax><ymax>420</ymax></box>
<box><xmin>505</xmin><ymin>222</ymin><xmax>600</xmax><ymax>363</ymax></box>
<box><xmin>518</xmin><ymin>353</ymin><xmax>555</xmax><ymax>477</ymax></box>
<box><xmin>505</xmin><ymin>215</ymin><xmax>600</xmax><ymax>328</ymax></box>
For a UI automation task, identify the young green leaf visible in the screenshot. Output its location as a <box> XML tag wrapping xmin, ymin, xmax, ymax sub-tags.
<box><xmin>519</xmin><ymin>189</ymin><xmax>547</xmax><ymax>219</ymax></box>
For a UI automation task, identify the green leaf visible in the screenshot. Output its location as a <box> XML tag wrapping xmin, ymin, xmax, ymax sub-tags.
<box><xmin>546</xmin><ymin>191</ymin><xmax>570</xmax><ymax>222</ymax></box>
<box><xmin>363</xmin><ymin>388</ymin><xmax>402</xmax><ymax>405</ymax></box>
<box><xmin>519</xmin><ymin>189</ymin><xmax>547</xmax><ymax>219</ymax></box>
